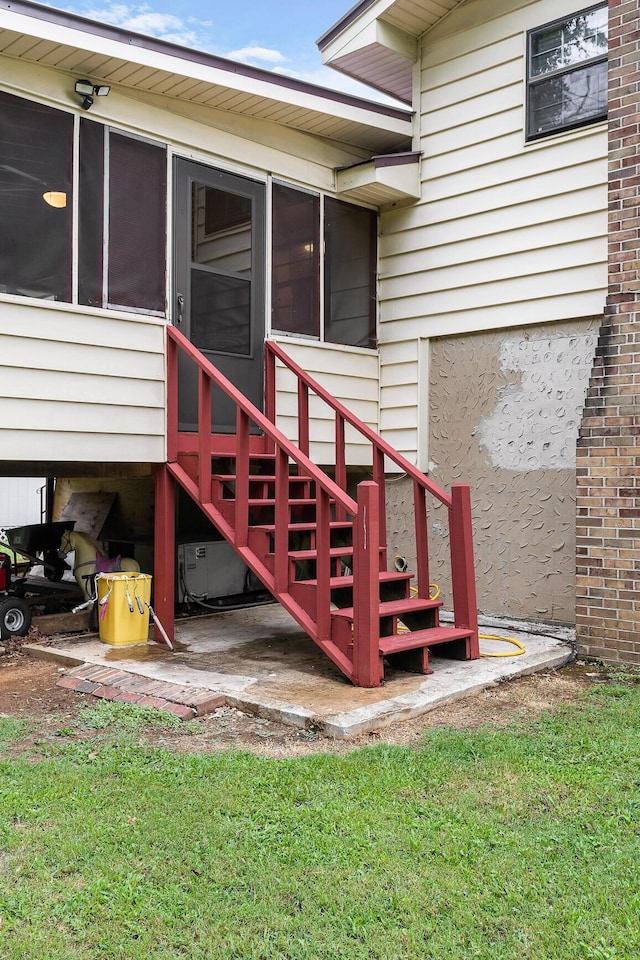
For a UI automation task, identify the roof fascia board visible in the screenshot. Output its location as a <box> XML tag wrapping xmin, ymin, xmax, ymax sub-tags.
<box><xmin>0</xmin><ymin>1</ymin><xmax>411</xmax><ymax>134</ymax></box>
<box><xmin>318</xmin><ymin>0</ymin><xmax>391</xmax><ymax>50</ymax></box>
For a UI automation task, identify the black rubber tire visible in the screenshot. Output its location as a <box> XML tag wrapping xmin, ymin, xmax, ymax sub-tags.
<box><xmin>0</xmin><ymin>596</ymin><xmax>32</xmax><ymax>639</ymax></box>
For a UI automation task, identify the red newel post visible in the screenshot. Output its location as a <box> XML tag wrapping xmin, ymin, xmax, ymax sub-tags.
<box><xmin>449</xmin><ymin>483</ymin><xmax>479</xmax><ymax>659</ymax></box>
<box><xmin>413</xmin><ymin>479</ymin><xmax>429</xmax><ymax>599</ymax></box>
<box><xmin>353</xmin><ymin>481</ymin><xmax>383</xmax><ymax>687</ymax></box>
<box><xmin>153</xmin><ymin>464</ymin><xmax>176</xmax><ymax>647</ymax></box>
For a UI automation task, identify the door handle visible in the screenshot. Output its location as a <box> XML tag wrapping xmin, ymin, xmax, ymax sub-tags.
<box><xmin>175</xmin><ymin>293</ymin><xmax>184</xmax><ymax>326</ymax></box>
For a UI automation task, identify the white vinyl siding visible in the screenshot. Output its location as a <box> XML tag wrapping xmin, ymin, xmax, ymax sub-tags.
<box><xmin>378</xmin><ymin>0</ymin><xmax>607</xmax><ymax>463</ymax></box>
<box><xmin>378</xmin><ymin>340</ymin><xmax>421</xmax><ymax>462</ymax></box>
<box><xmin>270</xmin><ymin>336</ymin><xmax>379</xmax><ymax>467</ymax></box>
<box><xmin>0</xmin><ymin>301</ymin><xmax>166</xmax><ymax>462</ymax></box>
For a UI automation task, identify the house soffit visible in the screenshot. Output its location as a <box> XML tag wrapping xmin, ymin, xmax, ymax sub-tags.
<box><xmin>335</xmin><ymin>150</ymin><xmax>421</xmax><ymax>205</ymax></box>
<box><xmin>0</xmin><ymin>0</ymin><xmax>412</xmax><ymax>153</ymax></box>
<box><xmin>318</xmin><ymin>0</ymin><xmax>468</xmax><ymax>103</ymax></box>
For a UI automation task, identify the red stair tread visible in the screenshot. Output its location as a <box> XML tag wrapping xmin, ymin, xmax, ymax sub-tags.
<box><xmin>252</xmin><ymin>521</ymin><xmax>354</xmax><ymax>533</ymax></box>
<box><xmin>331</xmin><ymin>597</ymin><xmax>442</xmax><ymax>620</ymax></box>
<box><xmin>288</xmin><ymin>546</ymin><xmax>355</xmax><ymax>560</ymax></box>
<box><xmin>245</xmin><ymin>498</ymin><xmax>331</xmax><ymax>508</ymax></box>
<box><xmin>177</xmin><ymin>435</ymin><xmax>271</xmax><ymax>457</ymax></box>
<box><xmin>380</xmin><ymin>626</ymin><xmax>473</xmax><ymax>655</ymax></box>
<box><xmin>211</xmin><ymin>474</ymin><xmax>311</xmax><ymax>483</ymax></box>
<box><xmin>299</xmin><ymin>570</ymin><xmax>411</xmax><ymax>590</ymax></box>
<box><xmin>210</xmin><ymin>451</ymin><xmax>275</xmax><ymax>459</ymax></box>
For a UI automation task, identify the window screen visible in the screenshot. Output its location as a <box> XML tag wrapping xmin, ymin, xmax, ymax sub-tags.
<box><xmin>108</xmin><ymin>134</ymin><xmax>167</xmax><ymax>312</ymax></box>
<box><xmin>324</xmin><ymin>198</ymin><xmax>376</xmax><ymax>349</ymax></box>
<box><xmin>0</xmin><ymin>91</ymin><xmax>73</xmax><ymax>301</ymax></box>
<box><xmin>272</xmin><ymin>183</ymin><xmax>320</xmax><ymax>337</ymax></box>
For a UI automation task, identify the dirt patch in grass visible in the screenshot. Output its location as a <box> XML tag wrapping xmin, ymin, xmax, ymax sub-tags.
<box><xmin>0</xmin><ymin>654</ymin><xmax>83</xmax><ymax>721</ymax></box>
<box><xmin>0</xmin><ymin>648</ymin><xmax>610</xmax><ymax>757</ymax></box>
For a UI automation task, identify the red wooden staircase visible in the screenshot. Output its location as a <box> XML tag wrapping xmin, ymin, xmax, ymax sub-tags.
<box><xmin>153</xmin><ymin>327</ymin><xmax>479</xmax><ymax>688</ymax></box>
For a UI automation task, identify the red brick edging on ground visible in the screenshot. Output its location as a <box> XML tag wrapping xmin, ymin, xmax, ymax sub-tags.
<box><xmin>57</xmin><ymin>664</ymin><xmax>225</xmax><ymax>720</ymax></box>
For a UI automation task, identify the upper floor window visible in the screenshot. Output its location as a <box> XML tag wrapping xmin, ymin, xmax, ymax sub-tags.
<box><xmin>0</xmin><ymin>90</ymin><xmax>166</xmax><ymax>312</ymax></box>
<box><xmin>526</xmin><ymin>3</ymin><xmax>607</xmax><ymax>141</ymax></box>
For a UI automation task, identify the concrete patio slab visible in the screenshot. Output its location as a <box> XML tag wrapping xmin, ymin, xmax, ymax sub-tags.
<box><xmin>25</xmin><ymin>603</ymin><xmax>574</xmax><ymax>738</ymax></box>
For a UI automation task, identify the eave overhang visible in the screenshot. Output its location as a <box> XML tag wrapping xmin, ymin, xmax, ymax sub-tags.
<box><xmin>318</xmin><ymin>0</ymin><xmax>466</xmax><ymax>104</ymax></box>
<box><xmin>336</xmin><ymin>151</ymin><xmax>421</xmax><ymax>205</ymax></box>
<box><xmin>0</xmin><ymin>0</ymin><xmax>413</xmax><ymax>153</ymax></box>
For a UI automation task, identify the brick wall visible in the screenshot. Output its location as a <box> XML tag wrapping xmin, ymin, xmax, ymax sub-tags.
<box><xmin>575</xmin><ymin>0</ymin><xmax>640</xmax><ymax>662</ymax></box>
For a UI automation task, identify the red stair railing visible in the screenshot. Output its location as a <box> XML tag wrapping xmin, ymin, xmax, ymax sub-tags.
<box><xmin>159</xmin><ymin>328</ymin><xmax>478</xmax><ymax>686</ymax></box>
<box><xmin>165</xmin><ymin>325</ymin><xmax>385</xmax><ymax>684</ymax></box>
<box><xmin>265</xmin><ymin>341</ymin><xmax>479</xmax><ymax>655</ymax></box>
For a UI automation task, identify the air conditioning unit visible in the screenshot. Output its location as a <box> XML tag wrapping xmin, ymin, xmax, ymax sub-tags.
<box><xmin>177</xmin><ymin>541</ymin><xmax>249</xmax><ymax>603</ymax></box>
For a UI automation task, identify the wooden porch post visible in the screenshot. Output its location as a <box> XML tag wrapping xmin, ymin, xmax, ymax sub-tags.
<box><xmin>153</xmin><ymin>464</ymin><xmax>175</xmax><ymax>647</ymax></box>
<box><xmin>352</xmin><ymin>481</ymin><xmax>383</xmax><ymax>687</ymax></box>
<box><xmin>449</xmin><ymin>483</ymin><xmax>479</xmax><ymax>659</ymax></box>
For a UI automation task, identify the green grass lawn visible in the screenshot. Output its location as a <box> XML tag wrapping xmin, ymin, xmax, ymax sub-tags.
<box><xmin>1</xmin><ymin>683</ymin><xmax>639</xmax><ymax>959</ymax></box>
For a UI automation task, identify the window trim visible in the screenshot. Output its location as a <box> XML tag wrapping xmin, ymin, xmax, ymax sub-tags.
<box><xmin>526</xmin><ymin>2</ymin><xmax>608</xmax><ymax>142</ymax></box>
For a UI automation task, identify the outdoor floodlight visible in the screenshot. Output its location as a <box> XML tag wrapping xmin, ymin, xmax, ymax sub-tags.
<box><xmin>74</xmin><ymin>79</ymin><xmax>111</xmax><ymax>110</ymax></box>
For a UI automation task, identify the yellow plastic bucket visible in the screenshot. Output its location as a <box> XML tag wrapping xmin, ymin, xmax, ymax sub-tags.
<box><xmin>96</xmin><ymin>572</ymin><xmax>152</xmax><ymax>646</ymax></box>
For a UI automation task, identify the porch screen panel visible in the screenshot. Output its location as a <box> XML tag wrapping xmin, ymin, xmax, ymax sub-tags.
<box><xmin>191</xmin><ymin>272</ymin><xmax>251</xmax><ymax>355</ymax></box>
<box><xmin>108</xmin><ymin>133</ymin><xmax>166</xmax><ymax>312</ymax></box>
<box><xmin>78</xmin><ymin>118</ymin><xmax>104</xmax><ymax>308</ymax></box>
<box><xmin>0</xmin><ymin>91</ymin><xmax>73</xmax><ymax>302</ymax></box>
<box><xmin>324</xmin><ymin>198</ymin><xmax>376</xmax><ymax>349</ymax></box>
<box><xmin>190</xmin><ymin>182</ymin><xmax>253</xmax><ymax>356</ymax></box>
<box><xmin>272</xmin><ymin>183</ymin><xmax>320</xmax><ymax>337</ymax></box>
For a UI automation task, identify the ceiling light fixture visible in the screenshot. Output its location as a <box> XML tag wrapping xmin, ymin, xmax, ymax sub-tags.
<box><xmin>42</xmin><ymin>191</ymin><xmax>67</xmax><ymax>209</ymax></box>
<box><xmin>0</xmin><ymin>165</ymin><xmax>67</xmax><ymax>208</ymax></box>
<box><xmin>74</xmin><ymin>79</ymin><xmax>111</xmax><ymax>110</ymax></box>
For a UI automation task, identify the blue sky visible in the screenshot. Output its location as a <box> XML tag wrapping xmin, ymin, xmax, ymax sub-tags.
<box><xmin>50</xmin><ymin>0</ymin><xmax>390</xmax><ymax>100</ymax></box>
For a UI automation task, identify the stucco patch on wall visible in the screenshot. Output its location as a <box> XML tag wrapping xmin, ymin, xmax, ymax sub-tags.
<box><xmin>386</xmin><ymin>318</ymin><xmax>600</xmax><ymax>624</ymax></box>
<box><xmin>477</xmin><ymin>333</ymin><xmax>598</xmax><ymax>471</ymax></box>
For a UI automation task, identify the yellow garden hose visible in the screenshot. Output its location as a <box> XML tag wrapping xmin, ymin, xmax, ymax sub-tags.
<box><xmin>478</xmin><ymin>633</ymin><xmax>525</xmax><ymax>657</ymax></box>
<box><xmin>393</xmin><ymin>562</ymin><xmax>526</xmax><ymax>658</ymax></box>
